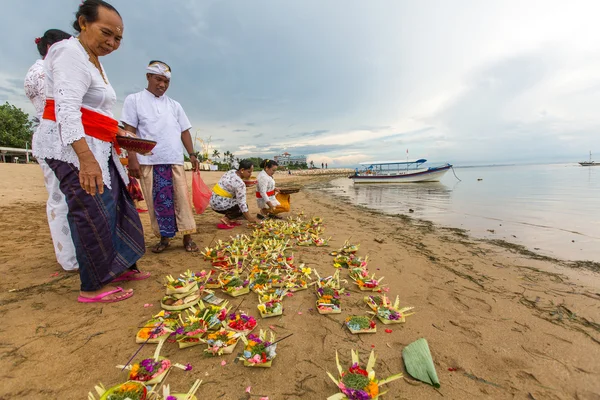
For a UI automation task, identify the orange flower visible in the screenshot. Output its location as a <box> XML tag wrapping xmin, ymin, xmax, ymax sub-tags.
<box><xmin>366</xmin><ymin>381</ymin><xmax>379</xmax><ymax>397</ymax></box>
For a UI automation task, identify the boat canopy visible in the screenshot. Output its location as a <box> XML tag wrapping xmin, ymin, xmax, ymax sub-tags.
<box><xmin>359</xmin><ymin>159</ymin><xmax>427</xmax><ymax>166</ymax></box>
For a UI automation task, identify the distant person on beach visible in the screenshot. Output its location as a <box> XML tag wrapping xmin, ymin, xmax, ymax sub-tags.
<box><xmin>33</xmin><ymin>0</ymin><xmax>149</xmax><ymax>303</ymax></box>
<box><xmin>326</xmin><ymin>163</ymin><xmax>328</xmax><ymax>169</ymax></box>
<box><xmin>121</xmin><ymin>60</ymin><xmax>199</xmax><ymax>254</ymax></box>
<box><xmin>25</xmin><ymin>29</ymin><xmax>76</xmax><ymax>272</ymax></box>
<box><xmin>210</xmin><ymin>159</ymin><xmax>257</xmax><ymax>227</ymax></box>
<box><xmin>256</xmin><ymin>159</ymin><xmax>282</xmax><ymax>220</ymax></box>
<box><xmin>322</xmin><ymin>162</ymin><xmax>324</xmax><ymax>168</ymax></box>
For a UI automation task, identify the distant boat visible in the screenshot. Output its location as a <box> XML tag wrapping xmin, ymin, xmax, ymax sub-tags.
<box><xmin>579</xmin><ymin>151</ymin><xmax>600</xmax><ymax>166</ymax></box>
<box><xmin>350</xmin><ymin>159</ymin><xmax>452</xmax><ymax>183</ymax></box>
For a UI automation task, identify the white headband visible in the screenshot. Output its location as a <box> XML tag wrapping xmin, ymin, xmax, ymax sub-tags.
<box><xmin>146</xmin><ymin>62</ymin><xmax>171</xmax><ymax>79</ymax></box>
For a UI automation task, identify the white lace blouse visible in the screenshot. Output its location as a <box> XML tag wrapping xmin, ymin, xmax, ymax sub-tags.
<box><xmin>24</xmin><ymin>59</ymin><xmax>45</xmax><ymax>120</ymax></box>
<box><xmin>256</xmin><ymin>170</ymin><xmax>280</xmax><ymax>209</ymax></box>
<box><xmin>33</xmin><ymin>37</ymin><xmax>127</xmax><ymax>189</ymax></box>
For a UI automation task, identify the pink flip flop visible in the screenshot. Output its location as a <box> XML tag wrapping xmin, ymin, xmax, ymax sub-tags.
<box><xmin>217</xmin><ymin>223</ymin><xmax>235</xmax><ymax>230</ymax></box>
<box><xmin>78</xmin><ymin>287</ymin><xmax>133</xmax><ymax>303</ymax></box>
<box><xmin>112</xmin><ymin>270</ymin><xmax>152</xmax><ymax>283</ymax></box>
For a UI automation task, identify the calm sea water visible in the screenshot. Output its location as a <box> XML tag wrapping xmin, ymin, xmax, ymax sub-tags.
<box><xmin>322</xmin><ymin>163</ymin><xmax>599</xmax><ymax>262</ymax></box>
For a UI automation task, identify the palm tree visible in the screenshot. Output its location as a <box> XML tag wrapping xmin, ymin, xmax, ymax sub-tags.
<box><xmin>212</xmin><ymin>149</ymin><xmax>220</xmax><ymax>161</ymax></box>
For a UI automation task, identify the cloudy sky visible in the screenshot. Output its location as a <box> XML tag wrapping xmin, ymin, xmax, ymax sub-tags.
<box><xmin>2</xmin><ymin>0</ymin><xmax>600</xmax><ymax>166</ymax></box>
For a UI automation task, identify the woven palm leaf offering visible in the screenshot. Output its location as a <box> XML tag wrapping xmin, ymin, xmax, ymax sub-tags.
<box><xmin>164</xmin><ymin>270</ymin><xmax>198</xmax><ymax>295</ymax></box>
<box><xmin>161</xmin><ymin>291</ymin><xmax>201</xmax><ymax>311</ymax></box>
<box><xmin>88</xmin><ymin>381</ymin><xmax>147</xmax><ymax>400</ymax></box>
<box><xmin>283</xmin><ymin>266</ymin><xmax>311</xmax><ymax>292</ymax></box>
<box><xmin>248</xmin><ymin>267</ymin><xmax>273</xmax><ymax>293</ymax></box>
<box><xmin>314</xmin><ymin>269</ymin><xmax>343</xmax><ymax>290</ymax></box>
<box><xmin>136</xmin><ymin>311</ymin><xmax>179</xmax><ymax>344</ymax></box>
<box><xmin>239</xmin><ymin>330</ymin><xmax>277</xmax><ymax>367</ymax></box>
<box><xmin>351</xmin><ymin>273</ymin><xmax>385</xmax><ymax>292</ymax></box>
<box><xmin>116</xmin><ymin>136</ymin><xmax>156</xmax><ymax>155</ymax></box>
<box><xmin>326</xmin><ymin>350</ymin><xmax>403</xmax><ymax>399</ymax></box>
<box><xmin>333</xmin><ymin>254</ymin><xmax>352</xmax><ymax>269</ymax></box>
<box><xmin>316</xmin><ymin>287</ymin><xmax>343</xmax><ymax>314</ymax></box>
<box><xmin>203</xmin><ymin>328</ymin><xmax>242</xmax><ymax>356</ymax></box>
<box><xmin>313</xmin><ymin>234</ymin><xmax>331</xmax><ymax>247</ymax></box>
<box><xmin>363</xmin><ymin>295</ymin><xmax>386</xmax><ymax>312</ymax></box>
<box><xmin>118</xmin><ymin>341</ymin><xmax>188</xmax><ymax>386</ymax></box>
<box><xmin>348</xmin><ymin>266</ymin><xmax>369</xmax><ymax>281</ymax></box>
<box><xmin>339</xmin><ymin>239</ymin><xmax>360</xmax><ymax>255</ymax></box>
<box><xmin>257</xmin><ymin>292</ymin><xmax>285</xmax><ymax>318</ymax></box>
<box><xmin>202</xmin><ymin>240</ymin><xmax>226</xmax><ymax>261</ymax></box>
<box><xmin>189</xmin><ymin>300</ymin><xmax>231</xmax><ymax>330</ymax></box>
<box><xmin>348</xmin><ymin>255</ymin><xmax>368</xmax><ymax>269</ymax></box>
<box><xmin>160</xmin><ymin>380</ymin><xmax>202</xmax><ymax>400</ymax></box>
<box><xmin>223</xmin><ymin>310</ymin><xmax>257</xmax><ymax>334</ymax></box>
<box><xmin>345</xmin><ymin>316</ymin><xmax>377</xmax><ymax>334</ymax></box>
<box><xmin>175</xmin><ymin>314</ymin><xmax>209</xmax><ymax>349</ymax></box>
<box><xmin>368</xmin><ymin>295</ymin><xmax>415</xmax><ymax>325</ymax></box>
<box><xmin>202</xmin><ymin>270</ymin><xmax>222</xmax><ymax>289</ymax></box>
<box><xmin>296</xmin><ymin>234</ymin><xmax>314</xmax><ymax>247</ymax></box>
<box><xmin>219</xmin><ymin>272</ymin><xmax>250</xmax><ymax>297</ymax></box>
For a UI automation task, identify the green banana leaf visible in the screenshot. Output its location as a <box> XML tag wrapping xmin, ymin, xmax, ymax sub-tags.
<box><xmin>402</xmin><ymin>338</ymin><xmax>440</xmax><ymax>388</ymax></box>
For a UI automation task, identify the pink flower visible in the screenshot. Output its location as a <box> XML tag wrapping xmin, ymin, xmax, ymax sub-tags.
<box><xmin>184</xmin><ymin>363</ymin><xmax>193</xmax><ymax>371</ymax></box>
<box><xmin>220</xmin><ymin>360</ymin><xmax>227</xmax><ymax>366</ymax></box>
<box><xmin>245</xmin><ymin>386</ymin><xmax>252</xmax><ymax>393</ymax></box>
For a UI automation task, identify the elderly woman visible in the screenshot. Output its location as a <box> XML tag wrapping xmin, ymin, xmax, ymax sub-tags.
<box><xmin>256</xmin><ymin>159</ymin><xmax>282</xmax><ymax>220</ymax></box>
<box><xmin>210</xmin><ymin>159</ymin><xmax>258</xmax><ymax>228</ymax></box>
<box><xmin>25</xmin><ymin>29</ymin><xmax>75</xmax><ymax>271</ymax></box>
<box><xmin>33</xmin><ymin>0</ymin><xmax>148</xmax><ymax>303</ymax></box>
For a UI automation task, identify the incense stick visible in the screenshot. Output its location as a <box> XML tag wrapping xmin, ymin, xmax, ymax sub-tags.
<box><xmin>121</xmin><ymin>322</ymin><xmax>164</xmax><ymax>371</ymax></box>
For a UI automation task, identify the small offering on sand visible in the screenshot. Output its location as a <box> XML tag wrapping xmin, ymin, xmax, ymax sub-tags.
<box><xmin>203</xmin><ymin>328</ymin><xmax>242</xmax><ymax>356</ymax></box>
<box><xmin>239</xmin><ymin>330</ymin><xmax>277</xmax><ymax>367</ymax></box>
<box><xmin>257</xmin><ymin>293</ymin><xmax>284</xmax><ymax>318</ymax></box>
<box><xmin>326</xmin><ymin>350</ymin><xmax>403</xmax><ymax>399</ymax></box>
<box><xmin>175</xmin><ymin>315</ymin><xmax>208</xmax><ymax>348</ymax></box>
<box><xmin>345</xmin><ymin>316</ymin><xmax>377</xmax><ymax>334</ymax></box>
<box><xmin>219</xmin><ymin>273</ymin><xmax>250</xmax><ymax>297</ymax></box>
<box><xmin>224</xmin><ymin>311</ymin><xmax>257</xmax><ymax>334</ymax></box>
<box><xmin>370</xmin><ymin>295</ymin><xmax>415</xmax><ymax>324</ymax></box>
<box><xmin>88</xmin><ymin>381</ymin><xmax>147</xmax><ymax>400</ymax></box>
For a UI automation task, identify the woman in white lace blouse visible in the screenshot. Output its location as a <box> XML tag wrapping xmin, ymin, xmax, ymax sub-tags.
<box><xmin>35</xmin><ymin>0</ymin><xmax>148</xmax><ymax>303</ymax></box>
<box><xmin>25</xmin><ymin>29</ymin><xmax>77</xmax><ymax>272</ymax></box>
<box><xmin>256</xmin><ymin>159</ymin><xmax>282</xmax><ymax>220</ymax></box>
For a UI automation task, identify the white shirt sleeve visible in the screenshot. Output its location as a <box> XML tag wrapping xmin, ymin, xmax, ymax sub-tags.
<box><xmin>234</xmin><ymin>179</ymin><xmax>249</xmax><ymax>213</ymax></box>
<box><xmin>49</xmin><ymin>44</ymin><xmax>92</xmax><ymax>146</ymax></box>
<box><xmin>175</xmin><ymin>101</ymin><xmax>192</xmax><ymax>132</ymax></box>
<box><xmin>120</xmin><ymin>94</ymin><xmax>138</xmax><ymax>128</ymax></box>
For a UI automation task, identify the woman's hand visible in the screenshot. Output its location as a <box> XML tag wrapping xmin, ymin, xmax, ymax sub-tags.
<box><xmin>117</xmin><ymin>127</ymin><xmax>135</xmax><ymax>137</ymax></box>
<box><xmin>78</xmin><ymin>151</ymin><xmax>104</xmax><ymax>195</ymax></box>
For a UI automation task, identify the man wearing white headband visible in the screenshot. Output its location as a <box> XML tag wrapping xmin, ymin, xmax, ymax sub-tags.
<box><xmin>121</xmin><ymin>60</ymin><xmax>199</xmax><ymax>254</ymax></box>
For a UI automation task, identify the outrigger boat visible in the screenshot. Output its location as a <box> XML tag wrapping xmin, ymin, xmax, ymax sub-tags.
<box><xmin>350</xmin><ymin>159</ymin><xmax>452</xmax><ymax>183</ymax></box>
<box><xmin>579</xmin><ymin>151</ymin><xmax>599</xmax><ymax>167</ymax></box>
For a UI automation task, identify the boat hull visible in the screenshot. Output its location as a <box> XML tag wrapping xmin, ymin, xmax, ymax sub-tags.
<box><xmin>579</xmin><ymin>162</ymin><xmax>600</xmax><ymax>166</ymax></box>
<box><xmin>350</xmin><ymin>165</ymin><xmax>451</xmax><ymax>183</ymax></box>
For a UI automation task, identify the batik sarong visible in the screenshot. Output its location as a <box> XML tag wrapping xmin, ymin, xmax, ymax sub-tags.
<box><xmin>152</xmin><ymin>164</ymin><xmax>178</xmax><ymax>238</ymax></box>
<box><xmin>46</xmin><ymin>156</ymin><xmax>146</xmax><ymax>291</ymax></box>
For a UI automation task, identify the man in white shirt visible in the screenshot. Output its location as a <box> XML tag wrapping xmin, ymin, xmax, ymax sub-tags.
<box><xmin>121</xmin><ymin>60</ymin><xmax>199</xmax><ymax>253</ymax></box>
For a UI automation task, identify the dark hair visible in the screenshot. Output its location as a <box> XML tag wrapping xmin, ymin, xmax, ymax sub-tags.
<box><xmin>148</xmin><ymin>60</ymin><xmax>173</xmax><ymax>73</ymax></box>
<box><xmin>259</xmin><ymin>159</ymin><xmax>279</xmax><ymax>169</ymax></box>
<box><xmin>37</xmin><ymin>29</ymin><xmax>71</xmax><ymax>57</ymax></box>
<box><xmin>238</xmin><ymin>160</ymin><xmax>254</xmax><ymax>170</ymax></box>
<box><xmin>72</xmin><ymin>0</ymin><xmax>121</xmax><ymax>33</ymax></box>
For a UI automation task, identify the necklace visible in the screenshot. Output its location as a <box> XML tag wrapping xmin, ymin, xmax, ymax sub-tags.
<box><xmin>78</xmin><ymin>38</ymin><xmax>108</xmax><ymax>85</ymax></box>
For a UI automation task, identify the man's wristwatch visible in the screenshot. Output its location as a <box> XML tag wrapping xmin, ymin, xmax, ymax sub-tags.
<box><xmin>190</xmin><ymin>152</ymin><xmax>198</xmax><ymax>159</ymax></box>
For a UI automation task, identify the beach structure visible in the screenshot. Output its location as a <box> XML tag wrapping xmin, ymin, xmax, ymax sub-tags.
<box><xmin>350</xmin><ymin>159</ymin><xmax>452</xmax><ymax>183</ymax></box>
<box><xmin>274</xmin><ymin>152</ymin><xmax>307</xmax><ymax>167</ymax></box>
<box><xmin>0</xmin><ymin>146</ymin><xmax>33</xmax><ymax>163</ymax></box>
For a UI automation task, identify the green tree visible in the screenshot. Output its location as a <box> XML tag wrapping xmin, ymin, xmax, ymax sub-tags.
<box><xmin>212</xmin><ymin>149</ymin><xmax>220</xmax><ymax>161</ymax></box>
<box><xmin>0</xmin><ymin>102</ymin><xmax>34</xmax><ymax>148</ymax></box>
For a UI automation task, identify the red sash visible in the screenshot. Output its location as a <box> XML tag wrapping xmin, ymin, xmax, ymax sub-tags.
<box><xmin>43</xmin><ymin>99</ymin><xmax>120</xmax><ymax>154</ymax></box>
<box><xmin>256</xmin><ymin>190</ymin><xmax>276</xmax><ymax>198</ymax></box>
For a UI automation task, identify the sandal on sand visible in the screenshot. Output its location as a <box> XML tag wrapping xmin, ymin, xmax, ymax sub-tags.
<box><xmin>217</xmin><ymin>223</ymin><xmax>235</xmax><ymax>230</ymax></box>
<box><xmin>78</xmin><ymin>287</ymin><xmax>133</xmax><ymax>303</ymax></box>
<box><xmin>184</xmin><ymin>240</ymin><xmax>199</xmax><ymax>253</ymax></box>
<box><xmin>113</xmin><ymin>270</ymin><xmax>151</xmax><ymax>283</ymax></box>
<box><xmin>152</xmin><ymin>240</ymin><xmax>170</xmax><ymax>253</ymax></box>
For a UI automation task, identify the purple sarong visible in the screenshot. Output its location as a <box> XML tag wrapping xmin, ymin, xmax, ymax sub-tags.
<box><xmin>46</xmin><ymin>156</ymin><xmax>146</xmax><ymax>291</ymax></box>
<box><xmin>152</xmin><ymin>165</ymin><xmax>178</xmax><ymax>238</ymax></box>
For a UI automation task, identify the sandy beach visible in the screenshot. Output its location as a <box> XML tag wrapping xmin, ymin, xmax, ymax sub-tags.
<box><xmin>0</xmin><ymin>163</ymin><xmax>599</xmax><ymax>400</ymax></box>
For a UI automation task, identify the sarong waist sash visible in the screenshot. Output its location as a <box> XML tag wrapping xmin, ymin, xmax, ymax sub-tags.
<box><xmin>43</xmin><ymin>99</ymin><xmax>120</xmax><ymax>154</ymax></box>
<box><xmin>212</xmin><ymin>183</ymin><xmax>233</xmax><ymax>198</ymax></box>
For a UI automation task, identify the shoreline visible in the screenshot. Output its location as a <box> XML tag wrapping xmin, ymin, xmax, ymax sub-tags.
<box><xmin>313</xmin><ymin>177</ymin><xmax>600</xmax><ymax>269</ymax></box>
<box><xmin>0</xmin><ymin>164</ymin><xmax>599</xmax><ymax>399</ymax></box>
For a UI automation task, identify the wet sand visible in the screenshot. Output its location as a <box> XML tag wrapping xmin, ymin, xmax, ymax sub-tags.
<box><xmin>0</xmin><ymin>164</ymin><xmax>599</xmax><ymax>399</ymax></box>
